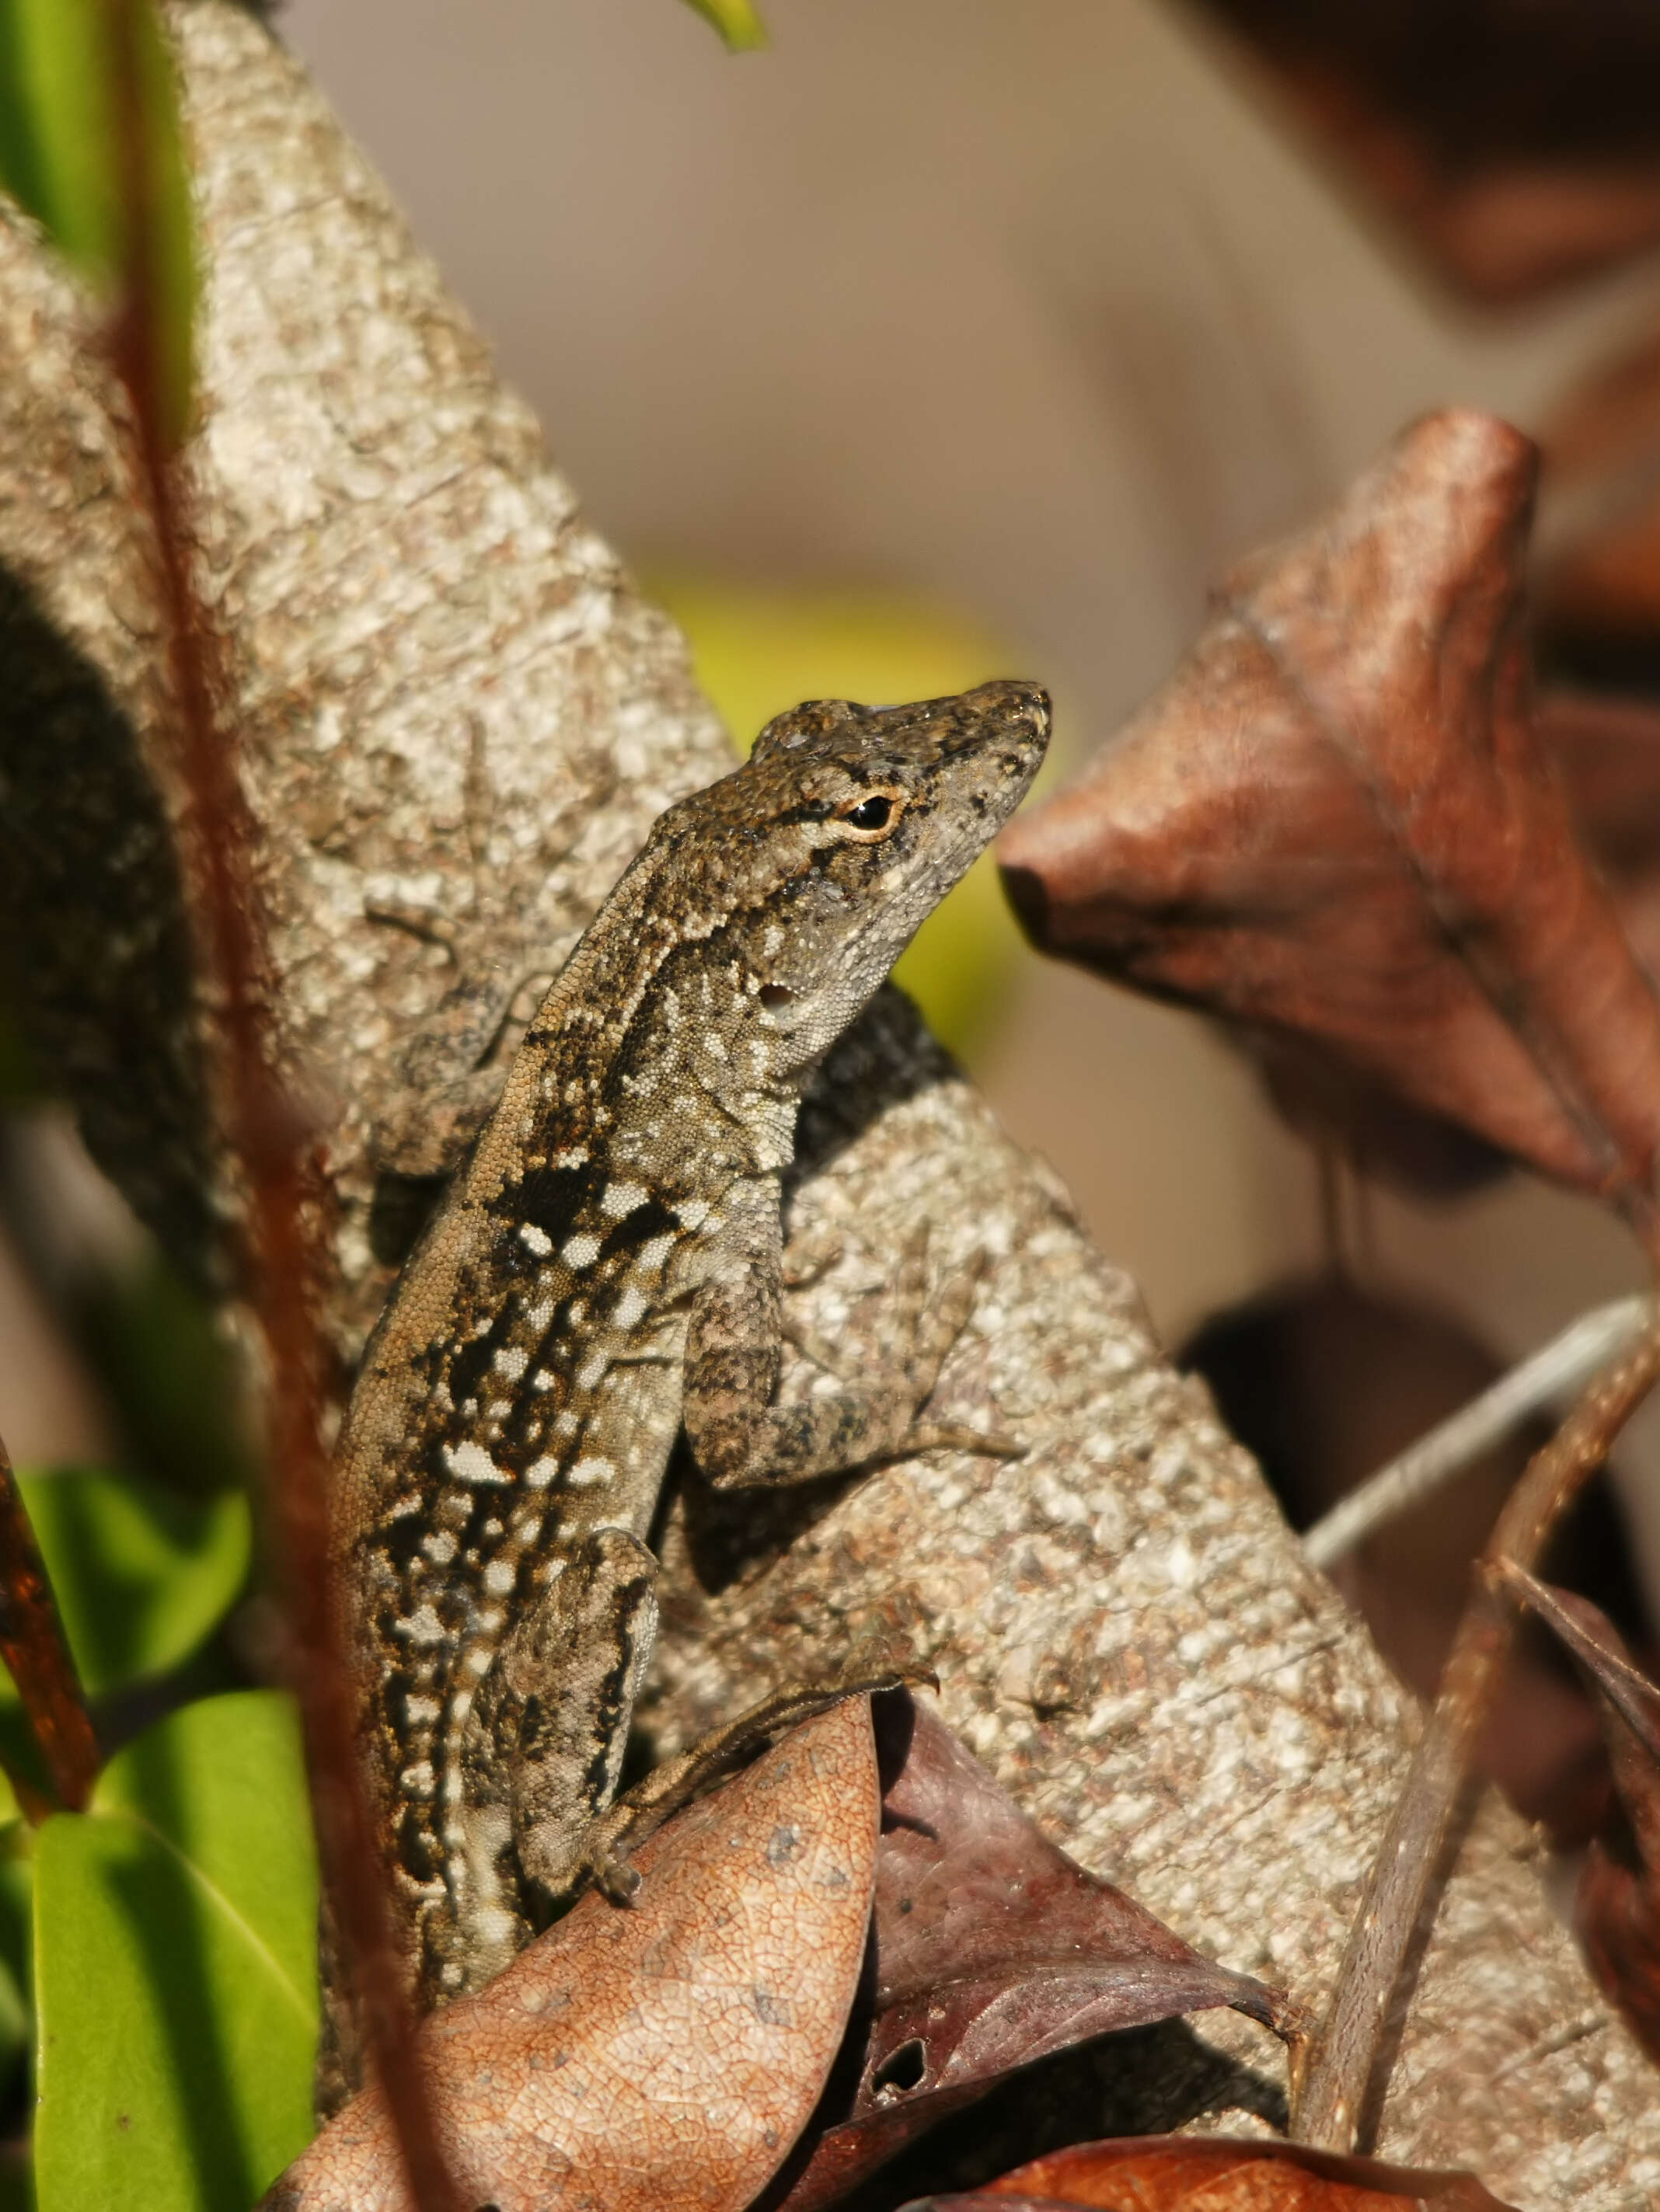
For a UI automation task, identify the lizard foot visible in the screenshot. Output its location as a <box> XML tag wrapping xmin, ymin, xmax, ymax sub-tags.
<box><xmin>581</xmin><ymin>1663</ymin><xmax>929</xmax><ymax>1905</ymax></box>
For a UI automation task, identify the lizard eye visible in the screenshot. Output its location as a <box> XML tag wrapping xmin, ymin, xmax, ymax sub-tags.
<box><xmin>833</xmin><ymin>789</ymin><xmax>905</xmax><ymax>840</ymax></box>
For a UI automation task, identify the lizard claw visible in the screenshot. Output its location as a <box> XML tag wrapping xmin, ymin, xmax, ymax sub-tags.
<box><xmin>587</xmin><ymin>1837</ymin><xmax>643</xmax><ymax>1907</ymax></box>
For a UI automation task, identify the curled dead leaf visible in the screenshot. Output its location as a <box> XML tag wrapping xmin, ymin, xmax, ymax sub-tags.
<box><xmin>1541</xmin><ymin>691</ymin><xmax>1660</xmax><ymax>994</ymax></box>
<box><xmin>1537</xmin><ymin>327</ymin><xmax>1660</xmax><ymax>656</ymax></box>
<box><xmin>260</xmin><ymin>1695</ymin><xmax>881</xmax><ymax>2212</ymax></box>
<box><xmin>902</xmin><ymin>2132</ymin><xmax>1522</xmax><ymax>2209</ymax></box>
<box><xmin>999</xmin><ymin>409</ymin><xmax>1660</xmax><ymax>1245</ymax></box>
<box><xmin>765</xmin><ymin>1695</ymin><xmax>1293</xmax><ymax>2212</ymax></box>
<box><xmin>1494</xmin><ymin>1562</ymin><xmax>1660</xmax><ymax>2062</ymax></box>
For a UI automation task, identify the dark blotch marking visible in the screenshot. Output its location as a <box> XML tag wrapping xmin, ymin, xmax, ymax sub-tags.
<box><xmin>371</xmin><ymin>1517</ymin><xmax>424</xmax><ymax>1586</ymax></box>
<box><xmin>494</xmin><ymin>1158</ymin><xmax>590</xmax><ymax>1246</ymax></box>
<box><xmin>397</xmin><ymin>1803</ymin><xmax>442</xmax><ymax>1885</ymax></box>
<box><xmin>598</xmin><ymin>1190</ymin><xmax>677</xmax><ymax>1263</ymax></box>
<box><xmin>382</xmin><ymin>1666</ymin><xmax>424</xmax><ymax>1734</ymax></box>
<box><xmin>575</xmin><ymin>1569</ymin><xmax>657</xmax><ymax>1810</ymax></box>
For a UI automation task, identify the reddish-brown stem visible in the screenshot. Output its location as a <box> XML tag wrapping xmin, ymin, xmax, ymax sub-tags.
<box><xmin>0</xmin><ymin>1437</ymin><xmax>98</xmax><ymax>1816</ymax></box>
<box><xmin>1292</xmin><ymin>1305</ymin><xmax>1660</xmax><ymax>2151</ymax></box>
<box><xmin>97</xmin><ymin>5</ymin><xmax>461</xmax><ymax>2205</ymax></box>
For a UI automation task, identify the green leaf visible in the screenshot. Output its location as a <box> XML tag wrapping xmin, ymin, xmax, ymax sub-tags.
<box><xmin>0</xmin><ymin>1839</ymin><xmax>33</xmax><ymax>2008</ymax></box>
<box><xmin>78</xmin><ymin>1254</ymin><xmax>256</xmax><ymax>1506</ymax></box>
<box><xmin>34</xmin><ymin>1692</ymin><xmax>319</xmax><ymax>2212</ymax></box>
<box><xmin>0</xmin><ymin>1841</ymin><xmax>32</xmax><ymax>2102</ymax></box>
<box><xmin>678</xmin><ymin>0</ymin><xmax>767</xmax><ymax>51</ymax></box>
<box><xmin>0</xmin><ymin>0</ymin><xmax>197</xmax><ymax>444</ymax></box>
<box><xmin>7</xmin><ymin>1468</ymin><xmax>249</xmax><ymax>1700</ymax></box>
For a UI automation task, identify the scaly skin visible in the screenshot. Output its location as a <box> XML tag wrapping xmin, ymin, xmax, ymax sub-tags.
<box><xmin>321</xmin><ymin>680</ymin><xmax>1050</xmax><ymax>2105</ymax></box>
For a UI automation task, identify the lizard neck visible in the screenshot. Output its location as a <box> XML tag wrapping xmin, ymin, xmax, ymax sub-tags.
<box><xmin>476</xmin><ymin>860</ymin><xmax>821</xmax><ymax>1204</ymax></box>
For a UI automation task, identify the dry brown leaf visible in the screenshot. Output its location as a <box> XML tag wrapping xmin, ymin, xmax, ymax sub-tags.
<box><xmin>1541</xmin><ymin>690</ymin><xmax>1660</xmax><ymax>974</ymax></box>
<box><xmin>903</xmin><ymin>2133</ymin><xmax>1522</xmax><ymax>2209</ymax></box>
<box><xmin>1190</xmin><ymin>1</ymin><xmax>1660</xmax><ymax>301</ymax></box>
<box><xmin>1537</xmin><ymin>326</ymin><xmax>1660</xmax><ymax>654</ymax></box>
<box><xmin>1495</xmin><ymin>1563</ymin><xmax>1660</xmax><ymax>2063</ymax></box>
<box><xmin>765</xmin><ymin>1697</ymin><xmax>1291</xmax><ymax>2212</ymax></box>
<box><xmin>999</xmin><ymin>409</ymin><xmax>1660</xmax><ymax>1242</ymax></box>
<box><xmin>260</xmin><ymin>1695</ymin><xmax>881</xmax><ymax>2212</ymax></box>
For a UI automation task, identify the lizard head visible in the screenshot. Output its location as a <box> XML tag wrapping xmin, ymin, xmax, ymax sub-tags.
<box><xmin>681</xmin><ymin>677</ymin><xmax>1051</xmax><ymax>1088</ymax></box>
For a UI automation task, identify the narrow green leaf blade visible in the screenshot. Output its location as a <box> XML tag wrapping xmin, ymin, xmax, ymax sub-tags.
<box><xmin>34</xmin><ymin>1692</ymin><xmax>319</xmax><ymax>2212</ymax></box>
<box><xmin>9</xmin><ymin>1468</ymin><xmax>250</xmax><ymax>1699</ymax></box>
<box><xmin>0</xmin><ymin>0</ymin><xmax>196</xmax><ymax>444</ymax></box>
<box><xmin>130</xmin><ymin>0</ymin><xmax>197</xmax><ymax>450</ymax></box>
<box><xmin>0</xmin><ymin>0</ymin><xmax>118</xmax><ymax>277</ymax></box>
<box><xmin>678</xmin><ymin>0</ymin><xmax>767</xmax><ymax>51</ymax></box>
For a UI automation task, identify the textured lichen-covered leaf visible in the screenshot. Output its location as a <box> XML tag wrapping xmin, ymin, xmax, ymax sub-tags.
<box><xmin>263</xmin><ymin>1695</ymin><xmax>880</xmax><ymax>2212</ymax></box>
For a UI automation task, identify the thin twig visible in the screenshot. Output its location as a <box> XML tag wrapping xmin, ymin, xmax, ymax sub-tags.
<box><xmin>1291</xmin><ymin>1305</ymin><xmax>1660</xmax><ymax>2151</ymax></box>
<box><xmin>99</xmin><ymin>5</ymin><xmax>460</xmax><ymax>2203</ymax></box>
<box><xmin>1303</xmin><ymin>1293</ymin><xmax>1654</xmax><ymax>1569</ymax></box>
<box><xmin>0</xmin><ymin>1434</ymin><xmax>98</xmax><ymax>1815</ymax></box>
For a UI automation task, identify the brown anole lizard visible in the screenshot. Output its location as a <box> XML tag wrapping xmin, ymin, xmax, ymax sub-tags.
<box><xmin>322</xmin><ymin>680</ymin><xmax>1050</xmax><ymax>2105</ymax></box>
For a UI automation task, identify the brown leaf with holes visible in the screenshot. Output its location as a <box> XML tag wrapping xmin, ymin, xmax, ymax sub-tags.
<box><xmin>999</xmin><ymin>409</ymin><xmax>1660</xmax><ymax>1242</ymax></box>
<box><xmin>764</xmin><ymin>1696</ymin><xmax>1292</xmax><ymax>2212</ymax></box>
<box><xmin>260</xmin><ymin>1696</ymin><xmax>881</xmax><ymax>2212</ymax></box>
<box><xmin>900</xmin><ymin>2134</ymin><xmax>1521</xmax><ymax>2209</ymax></box>
<box><xmin>1188</xmin><ymin>1</ymin><xmax>1660</xmax><ymax>302</ymax></box>
<box><xmin>1494</xmin><ymin>1562</ymin><xmax>1660</xmax><ymax>2064</ymax></box>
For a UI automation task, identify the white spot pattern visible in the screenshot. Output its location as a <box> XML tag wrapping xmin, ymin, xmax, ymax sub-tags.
<box><xmin>447</xmin><ymin>1439</ymin><xmax>507</xmax><ymax>1486</ymax></box>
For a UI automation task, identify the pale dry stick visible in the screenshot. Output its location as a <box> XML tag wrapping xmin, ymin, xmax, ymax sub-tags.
<box><xmin>1292</xmin><ymin>1304</ymin><xmax>1660</xmax><ymax>2152</ymax></box>
<box><xmin>1303</xmin><ymin>1292</ymin><xmax>1654</xmax><ymax>1569</ymax></box>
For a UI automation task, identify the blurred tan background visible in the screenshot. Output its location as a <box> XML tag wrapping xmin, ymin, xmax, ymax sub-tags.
<box><xmin>21</xmin><ymin>0</ymin><xmax>1660</xmax><ymax>1585</ymax></box>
